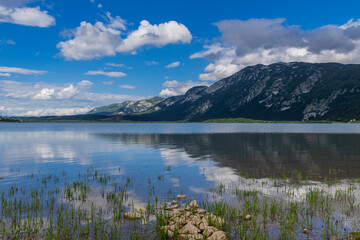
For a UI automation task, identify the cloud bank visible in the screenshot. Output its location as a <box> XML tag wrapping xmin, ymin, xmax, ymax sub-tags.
<box><xmin>0</xmin><ymin>80</ymin><xmax>144</xmax><ymax>116</ymax></box>
<box><xmin>191</xmin><ymin>18</ymin><xmax>360</xmax><ymax>81</ymax></box>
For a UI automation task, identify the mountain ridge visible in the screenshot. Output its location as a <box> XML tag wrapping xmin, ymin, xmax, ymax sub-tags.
<box><xmin>120</xmin><ymin>62</ymin><xmax>360</xmax><ymax>122</ymax></box>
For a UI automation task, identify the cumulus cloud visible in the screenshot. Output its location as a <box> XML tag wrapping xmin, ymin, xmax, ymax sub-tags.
<box><xmin>0</xmin><ymin>66</ymin><xmax>47</xmax><ymax>75</ymax></box>
<box><xmin>0</xmin><ymin>80</ymin><xmax>145</xmax><ymax>116</ymax></box>
<box><xmin>165</xmin><ymin>61</ymin><xmax>180</xmax><ymax>68</ymax></box>
<box><xmin>0</xmin><ymin>73</ymin><xmax>11</xmax><ymax>77</ymax></box>
<box><xmin>85</xmin><ymin>70</ymin><xmax>126</xmax><ymax>77</ymax></box>
<box><xmin>57</xmin><ymin>15</ymin><xmax>192</xmax><ymax>60</ymax></box>
<box><xmin>0</xmin><ymin>5</ymin><xmax>55</xmax><ymax>27</ymax></box>
<box><xmin>119</xmin><ymin>84</ymin><xmax>136</xmax><ymax>89</ymax></box>
<box><xmin>191</xmin><ymin>18</ymin><xmax>360</xmax><ymax>81</ymax></box>
<box><xmin>159</xmin><ymin>80</ymin><xmax>210</xmax><ymax>97</ymax></box>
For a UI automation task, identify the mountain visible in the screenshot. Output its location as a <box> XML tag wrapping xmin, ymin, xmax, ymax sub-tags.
<box><xmin>0</xmin><ymin>116</ymin><xmax>19</xmax><ymax>122</ymax></box>
<box><xmin>88</xmin><ymin>97</ymin><xmax>164</xmax><ymax>116</ymax></box>
<box><xmin>123</xmin><ymin>62</ymin><xmax>360</xmax><ymax>122</ymax></box>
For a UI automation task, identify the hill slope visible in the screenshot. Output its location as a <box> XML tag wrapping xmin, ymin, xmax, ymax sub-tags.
<box><xmin>88</xmin><ymin>97</ymin><xmax>164</xmax><ymax>116</ymax></box>
<box><xmin>123</xmin><ymin>62</ymin><xmax>360</xmax><ymax>122</ymax></box>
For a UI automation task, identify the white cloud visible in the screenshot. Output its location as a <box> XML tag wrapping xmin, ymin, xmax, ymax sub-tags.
<box><xmin>85</xmin><ymin>70</ymin><xmax>126</xmax><ymax>77</ymax></box>
<box><xmin>165</xmin><ymin>61</ymin><xmax>180</xmax><ymax>68</ymax></box>
<box><xmin>97</xmin><ymin>3</ymin><xmax>102</xmax><ymax>8</ymax></box>
<box><xmin>17</xmin><ymin>107</ymin><xmax>92</xmax><ymax>117</ymax></box>
<box><xmin>192</xmin><ymin>18</ymin><xmax>360</xmax><ymax>81</ymax></box>
<box><xmin>106</xmin><ymin>63</ymin><xmax>125</xmax><ymax>67</ymax></box>
<box><xmin>159</xmin><ymin>80</ymin><xmax>210</xmax><ymax>97</ymax></box>
<box><xmin>0</xmin><ymin>39</ymin><xmax>15</xmax><ymax>45</ymax></box>
<box><xmin>0</xmin><ymin>66</ymin><xmax>47</xmax><ymax>75</ymax></box>
<box><xmin>116</xmin><ymin>20</ymin><xmax>192</xmax><ymax>52</ymax></box>
<box><xmin>0</xmin><ymin>73</ymin><xmax>11</xmax><ymax>77</ymax></box>
<box><xmin>57</xmin><ymin>15</ymin><xmax>192</xmax><ymax>60</ymax></box>
<box><xmin>0</xmin><ymin>80</ymin><xmax>145</xmax><ymax>116</ymax></box>
<box><xmin>102</xmin><ymin>81</ymin><xmax>114</xmax><ymax>85</ymax></box>
<box><xmin>145</xmin><ymin>61</ymin><xmax>159</xmax><ymax>66</ymax></box>
<box><xmin>119</xmin><ymin>84</ymin><xmax>136</xmax><ymax>89</ymax></box>
<box><xmin>32</xmin><ymin>88</ymin><xmax>54</xmax><ymax>100</ymax></box>
<box><xmin>0</xmin><ymin>5</ymin><xmax>55</xmax><ymax>27</ymax></box>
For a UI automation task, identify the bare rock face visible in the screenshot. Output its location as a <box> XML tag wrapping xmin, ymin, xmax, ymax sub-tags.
<box><xmin>126</xmin><ymin>62</ymin><xmax>360</xmax><ymax>123</ymax></box>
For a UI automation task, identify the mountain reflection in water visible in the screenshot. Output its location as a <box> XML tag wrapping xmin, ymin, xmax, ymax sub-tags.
<box><xmin>94</xmin><ymin>132</ymin><xmax>360</xmax><ymax>179</ymax></box>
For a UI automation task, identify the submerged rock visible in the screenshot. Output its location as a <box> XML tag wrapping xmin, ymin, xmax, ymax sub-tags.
<box><xmin>189</xmin><ymin>200</ymin><xmax>199</xmax><ymax>209</ymax></box>
<box><xmin>124</xmin><ymin>212</ymin><xmax>142</xmax><ymax>220</ymax></box>
<box><xmin>177</xmin><ymin>195</ymin><xmax>187</xmax><ymax>200</ymax></box>
<box><xmin>134</xmin><ymin>206</ymin><xmax>146</xmax><ymax>214</ymax></box>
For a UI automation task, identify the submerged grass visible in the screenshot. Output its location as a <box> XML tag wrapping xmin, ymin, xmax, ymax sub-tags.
<box><xmin>0</xmin><ymin>167</ymin><xmax>359</xmax><ymax>239</ymax></box>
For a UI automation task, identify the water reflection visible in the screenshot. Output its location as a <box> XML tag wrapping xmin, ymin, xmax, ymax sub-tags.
<box><xmin>94</xmin><ymin>132</ymin><xmax>360</xmax><ymax>179</ymax></box>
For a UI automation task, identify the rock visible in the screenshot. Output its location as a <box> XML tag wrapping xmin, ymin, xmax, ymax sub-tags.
<box><xmin>302</xmin><ymin>228</ymin><xmax>309</xmax><ymax>234</ymax></box>
<box><xmin>245</xmin><ymin>214</ymin><xmax>251</xmax><ymax>221</ymax></box>
<box><xmin>169</xmin><ymin>209</ymin><xmax>181</xmax><ymax>218</ymax></box>
<box><xmin>177</xmin><ymin>195</ymin><xmax>187</xmax><ymax>200</ymax></box>
<box><xmin>166</xmin><ymin>205</ymin><xmax>179</xmax><ymax>210</ymax></box>
<box><xmin>171</xmin><ymin>200</ymin><xmax>178</xmax><ymax>205</ymax></box>
<box><xmin>208</xmin><ymin>231</ymin><xmax>226</xmax><ymax>240</ymax></box>
<box><xmin>173</xmin><ymin>216</ymin><xmax>187</xmax><ymax>226</ymax></box>
<box><xmin>203</xmin><ymin>226</ymin><xmax>218</xmax><ymax>237</ymax></box>
<box><xmin>179</xmin><ymin>222</ymin><xmax>201</xmax><ymax>235</ymax></box>
<box><xmin>198</xmin><ymin>222</ymin><xmax>205</xmax><ymax>231</ymax></box>
<box><xmin>134</xmin><ymin>207</ymin><xmax>146</xmax><ymax>214</ymax></box>
<box><xmin>191</xmin><ymin>215</ymin><xmax>202</xmax><ymax>227</ymax></box>
<box><xmin>197</xmin><ymin>208</ymin><xmax>207</xmax><ymax>214</ymax></box>
<box><xmin>178</xmin><ymin>234</ymin><xmax>203</xmax><ymax>240</ymax></box>
<box><xmin>161</xmin><ymin>227</ymin><xmax>174</xmax><ymax>238</ymax></box>
<box><xmin>189</xmin><ymin>200</ymin><xmax>199</xmax><ymax>209</ymax></box>
<box><xmin>124</xmin><ymin>212</ymin><xmax>142</xmax><ymax>220</ymax></box>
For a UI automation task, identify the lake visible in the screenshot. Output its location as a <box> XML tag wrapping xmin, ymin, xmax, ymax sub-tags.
<box><xmin>1</xmin><ymin>123</ymin><xmax>360</xmax><ymax>239</ymax></box>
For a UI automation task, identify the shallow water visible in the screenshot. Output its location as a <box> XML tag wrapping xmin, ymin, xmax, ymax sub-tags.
<box><xmin>1</xmin><ymin>123</ymin><xmax>360</xmax><ymax>239</ymax></box>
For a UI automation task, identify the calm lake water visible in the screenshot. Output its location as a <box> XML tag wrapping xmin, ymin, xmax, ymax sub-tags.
<box><xmin>1</xmin><ymin>122</ymin><xmax>360</xmax><ymax>192</ymax></box>
<box><xmin>1</xmin><ymin>123</ymin><xmax>360</xmax><ymax>238</ymax></box>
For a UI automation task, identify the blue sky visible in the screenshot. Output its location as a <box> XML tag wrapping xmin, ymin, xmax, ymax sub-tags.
<box><xmin>1</xmin><ymin>0</ymin><xmax>360</xmax><ymax>116</ymax></box>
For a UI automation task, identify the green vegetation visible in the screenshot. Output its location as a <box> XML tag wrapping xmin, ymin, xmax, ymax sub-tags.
<box><xmin>0</xmin><ymin>116</ymin><xmax>19</xmax><ymax>122</ymax></box>
<box><xmin>0</xmin><ymin>167</ymin><xmax>360</xmax><ymax>239</ymax></box>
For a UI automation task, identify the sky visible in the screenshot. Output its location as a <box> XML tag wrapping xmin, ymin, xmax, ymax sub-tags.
<box><xmin>1</xmin><ymin>0</ymin><xmax>360</xmax><ymax>116</ymax></box>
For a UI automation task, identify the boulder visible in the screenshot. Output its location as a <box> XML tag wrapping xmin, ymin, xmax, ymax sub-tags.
<box><xmin>179</xmin><ymin>222</ymin><xmax>201</xmax><ymax>235</ymax></box>
<box><xmin>208</xmin><ymin>231</ymin><xmax>226</xmax><ymax>240</ymax></box>
<box><xmin>189</xmin><ymin>200</ymin><xmax>199</xmax><ymax>209</ymax></box>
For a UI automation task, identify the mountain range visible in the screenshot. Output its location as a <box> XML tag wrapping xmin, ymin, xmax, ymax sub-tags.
<box><xmin>116</xmin><ymin>62</ymin><xmax>360</xmax><ymax>122</ymax></box>
<box><xmin>12</xmin><ymin>62</ymin><xmax>360</xmax><ymax>122</ymax></box>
